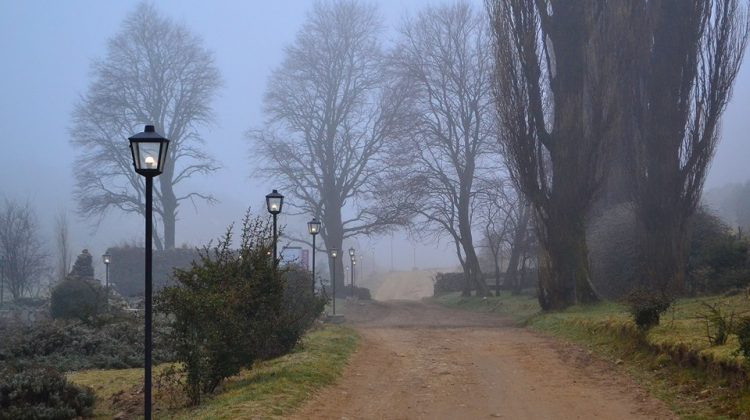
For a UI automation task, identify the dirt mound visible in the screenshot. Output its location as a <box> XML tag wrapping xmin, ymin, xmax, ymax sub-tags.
<box><xmin>372</xmin><ymin>269</ymin><xmax>449</xmax><ymax>301</ymax></box>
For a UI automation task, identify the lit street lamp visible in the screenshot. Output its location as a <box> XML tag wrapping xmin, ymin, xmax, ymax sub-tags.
<box><xmin>129</xmin><ymin>124</ymin><xmax>169</xmax><ymax>420</ymax></box>
<box><xmin>307</xmin><ymin>218</ymin><xmax>321</xmax><ymax>294</ymax></box>
<box><xmin>348</xmin><ymin>247</ymin><xmax>355</xmax><ymax>298</ymax></box>
<box><xmin>0</xmin><ymin>257</ymin><xmax>4</xmax><ymax>306</ymax></box>
<box><xmin>329</xmin><ymin>248</ymin><xmax>339</xmax><ymax>315</ymax></box>
<box><xmin>102</xmin><ymin>252</ymin><xmax>111</xmax><ymax>311</ymax></box>
<box><xmin>266</xmin><ymin>189</ymin><xmax>284</xmax><ymax>261</ymax></box>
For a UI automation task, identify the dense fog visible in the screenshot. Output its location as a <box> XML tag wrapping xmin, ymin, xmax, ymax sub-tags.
<box><xmin>0</xmin><ymin>0</ymin><xmax>749</xmax><ymax>277</ymax></box>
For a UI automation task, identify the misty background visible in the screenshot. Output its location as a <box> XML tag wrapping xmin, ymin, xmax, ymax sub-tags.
<box><xmin>1</xmin><ymin>0</ymin><xmax>749</xmax><ymax>275</ymax></box>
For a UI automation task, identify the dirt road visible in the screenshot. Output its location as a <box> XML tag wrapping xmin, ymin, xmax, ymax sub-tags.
<box><xmin>292</xmin><ymin>300</ymin><xmax>675</xmax><ymax>420</ymax></box>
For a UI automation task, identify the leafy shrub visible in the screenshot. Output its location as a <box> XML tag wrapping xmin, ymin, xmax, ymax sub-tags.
<box><xmin>433</xmin><ymin>272</ymin><xmax>466</xmax><ymax>295</ymax></box>
<box><xmin>0</xmin><ymin>366</ymin><xmax>95</xmax><ymax>419</ymax></box>
<box><xmin>50</xmin><ymin>277</ymin><xmax>106</xmax><ymax>320</ymax></box>
<box><xmin>157</xmin><ymin>213</ymin><xmax>287</xmax><ymax>404</ymax></box>
<box><xmin>0</xmin><ymin>315</ymin><xmax>173</xmax><ymax>371</ymax></box>
<box><xmin>261</xmin><ymin>269</ymin><xmax>326</xmax><ymax>359</ymax></box>
<box><xmin>737</xmin><ymin>317</ymin><xmax>750</xmax><ymax>360</ymax></box>
<box><xmin>624</xmin><ymin>288</ymin><xmax>673</xmax><ymax>330</ymax></box>
<box><xmin>688</xmin><ymin>209</ymin><xmax>750</xmax><ymax>294</ymax></box>
<box><xmin>699</xmin><ymin>302</ymin><xmax>736</xmax><ymax>345</ymax></box>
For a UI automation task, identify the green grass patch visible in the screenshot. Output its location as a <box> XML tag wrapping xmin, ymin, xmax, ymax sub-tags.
<box><xmin>68</xmin><ymin>326</ymin><xmax>359</xmax><ymax>419</ymax></box>
<box><xmin>432</xmin><ymin>291</ymin><xmax>541</xmax><ymax>323</ymax></box>
<box><xmin>433</xmin><ymin>292</ymin><xmax>750</xmax><ymax>419</ymax></box>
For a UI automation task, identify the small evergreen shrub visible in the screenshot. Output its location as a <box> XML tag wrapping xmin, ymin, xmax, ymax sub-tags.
<box><xmin>50</xmin><ymin>277</ymin><xmax>106</xmax><ymax>320</ymax></box>
<box><xmin>624</xmin><ymin>288</ymin><xmax>673</xmax><ymax>330</ymax></box>
<box><xmin>0</xmin><ymin>366</ymin><xmax>95</xmax><ymax>420</ymax></box>
<box><xmin>699</xmin><ymin>302</ymin><xmax>736</xmax><ymax>345</ymax></box>
<box><xmin>737</xmin><ymin>317</ymin><xmax>750</xmax><ymax>360</ymax></box>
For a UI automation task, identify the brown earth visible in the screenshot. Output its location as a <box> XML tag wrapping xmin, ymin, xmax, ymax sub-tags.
<box><xmin>291</xmin><ymin>299</ymin><xmax>676</xmax><ymax>420</ymax></box>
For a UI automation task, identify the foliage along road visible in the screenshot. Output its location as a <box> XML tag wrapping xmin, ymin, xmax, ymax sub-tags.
<box><xmin>291</xmin><ymin>299</ymin><xmax>676</xmax><ymax>419</ymax></box>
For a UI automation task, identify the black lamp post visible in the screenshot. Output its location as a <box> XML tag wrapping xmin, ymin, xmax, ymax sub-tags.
<box><xmin>102</xmin><ymin>252</ymin><xmax>111</xmax><ymax>311</ymax></box>
<box><xmin>129</xmin><ymin>124</ymin><xmax>169</xmax><ymax>420</ymax></box>
<box><xmin>0</xmin><ymin>257</ymin><xmax>4</xmax><ymax>306</ymax></box>
<box><xmin>266</xmin><ymin>189</ymin><xmax>284</xmax><ymax>261</ymax></box>
<box><xmin>307</xmin><ymin>218</ymin><xmax>321</xmax><ymax>294</ymax></box>
<box><xmin>348</xmin><ymin>247</ymin><xmax>355</xmax><ymax>298</ymax></box>
<box><xmin>329</xmin><ymin>248</ymin><xmax>338</xmax><ymax>315</ymax></box>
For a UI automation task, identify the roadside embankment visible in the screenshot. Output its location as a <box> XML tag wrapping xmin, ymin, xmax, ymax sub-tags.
<box><xmin>433</xmin><ymin>292</ymin><xmax>750</xmax><ymax>418</ymax></box>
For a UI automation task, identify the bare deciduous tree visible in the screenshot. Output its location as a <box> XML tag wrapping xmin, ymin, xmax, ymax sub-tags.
<box><xmin>488</xmin><ymin>0</ymin><xmax>626</xmax><ymax>309</ymax></box>
<box><xmin>626</xmin><ymin>0</ymin><xmax>749</xmax><ymax>295</ymax></box>
<box><xmin>387</xmin><ymin>2</ymin><xmax>494</xmax><ymax>296</ymax></box>
<box><xmin>72</xmin><ymin>2</ymin><xmax>221</xmax><ymax>250</ymax></box>
<box><xmin>249</xmin><ymin>0</ymin><xmax>411</xmax><ymax>293</ymax></box>
<box><xmin>0</xmin><ymin>199</ymin><xmax>48</xmax><ymax>300</ymax></box>
<box><xmin>477</xmin><ymin>177</ymin><xmax>516</xmax><ymax>295</ymax></box>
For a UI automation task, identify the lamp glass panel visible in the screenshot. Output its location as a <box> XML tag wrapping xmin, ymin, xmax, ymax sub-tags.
<box><xmin>267</xmin><ymin>197</ymin><xmax>281</xmax><ymax>213</ymax></box>
<box><xmin>308</xmin><ymin>220</ymin><xmax>320</xmax><ymax>234</ymax></box>
<box><xmin>136</xmin><ymin>142</ymin><xmax>161</xmax><ymax>170</ymax></box>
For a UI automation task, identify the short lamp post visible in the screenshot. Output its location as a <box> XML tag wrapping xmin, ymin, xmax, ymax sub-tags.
<box><xmin>266</xmin><ymin>189</ymin><xmax>284</xmax><ymax>261</ymax></box>
<box><xmin>0</xmin><ymin>257</ymin><xmax>4</xmax><ymax>306</ymax></box>
<box><xmin>329</xmin><ymin>248</ymin><xmax>339</xmax><ymax>315</ymax></box>
<box><xmin>129</xmin><ymin>124</ymin><xmax>169</xmax><ymax>420</ymax></box>
<box><xmin>348</xmin><ymin>247</ymin><xmax>355</xmax><ymax>298</ymax></box>
<box><xmin>102</xmin><ymin>252</ymin><xmax>111</xmax><ymax>311</ymax></box>
<box><xmin>307</xmin><ymin>218</ymin><xmax>321</xmax><ymax>294</ymax></box>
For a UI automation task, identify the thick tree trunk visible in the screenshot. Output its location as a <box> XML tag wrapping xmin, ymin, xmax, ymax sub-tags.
<box><xmin>323</xmin><ymin>203</ymin><xmax>346</xmax><ymax>298</ymax></box>
<box><xmin>507</xmin><ymin>204</ymin><xmax>530</xmax><ymax>294</ymax></box>
<box><xmin>538</xmin><ymin>211</ymin><xmax>598</xmax><ymax>311</ymax></box>
<box><xmin>492</xmin><ymin>249</ymin><xmax>501</xmax><ymax>297</ymax></box>
<box><xmin>158</xmin><ymin>165</ymin><xmax>177</xmax><ymax>250</ymax></box>
<box><xmin>635</xmin><ymin>207</ymin><xmax>688</xmax><ymax>295</ymax></box>
<box><xmin>464</xmin><ymin>245</ymin><xmax>488</xmax><ymax>297</ymax></box>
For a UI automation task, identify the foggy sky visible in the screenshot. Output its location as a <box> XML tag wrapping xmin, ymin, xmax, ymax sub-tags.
<box><xmin>1</xmin><ymin>0</ymin><xmax>749</xmax><ymax>274</ymax></box>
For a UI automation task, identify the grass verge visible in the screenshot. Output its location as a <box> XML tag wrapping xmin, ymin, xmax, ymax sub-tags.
<box><xmin>433</xmin><ymin>291</ymin><xmax>750</xmax><ymax>419</ymax></box>
<box><xmin>68</xmin><ymin>325</ymin><xmax>359</xmax><ymax>419</ymax></box>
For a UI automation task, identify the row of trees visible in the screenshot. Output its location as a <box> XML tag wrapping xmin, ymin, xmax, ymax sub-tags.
<box><xmin>71</xmin><ymin>0</ymin><xmax>749</xmax><ymax>308</ymax></box>
<box><xmin>489</xmin><ymin>0</ymin><xmax>748</xmax><ymax>309</ymax></box>
<box><xmin>251</xmin><ymin>1</ymin><xmax>531</xmax><ymax>294</ymax></box>
<box><xmin>70</xmin><ymin>1</ymin><xmax>526</xmax><ymax>295</ymax></box>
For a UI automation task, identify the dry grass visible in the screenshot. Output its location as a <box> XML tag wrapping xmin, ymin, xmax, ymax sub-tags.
<box><xmin>68</xmin><ymin>326</ymin><xmax>359</xmax><ymax>419</ymax></box>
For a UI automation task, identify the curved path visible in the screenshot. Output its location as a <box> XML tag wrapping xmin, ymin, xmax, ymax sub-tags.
<box><xmin>292</xmin><ymin>300</ymin><xmax>675</xmax><ymax>420</ymax></box>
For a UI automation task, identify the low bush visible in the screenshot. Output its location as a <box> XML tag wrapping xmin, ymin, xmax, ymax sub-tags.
<box><xmin>341</xmin><ymin>285</ymin><xmax>372</xmax><ymax>300</ymax></box>
<box><xmin>738</xmin><ymin>317</ymin><xmax>750</xmax><ymax>360</ymax></box>
<box><xmin>699</xmin><ymin>301</ymin><xmax>736</xmax><ymax>345</ymax></box>
<box><xmin>50</xmin><ymin>277</ymin><xmax>106</xmax><ymax>320</ymax></box>
<box><xmin>624</xmin><ymin>288</ymin><xmax>673</xmax><ymax>330</ymax></box>
<box><xmin>0</xmin><ymin>315</ymin><xmax>173</xmax><ymax>371</ymax></box>
<box><xmin>433</xmin><ymin>272</ymin><xmax>466</xmax><ymax>295</ymax></box>
<box><xmin>157</xmin><ymin>212</ymin><xmax>325</xmax><ymax>405</ymax></box>
<box><xmin>0</xmin><ymin>366</ymin><xmax>95</xmax><ymax>419</ymax></box>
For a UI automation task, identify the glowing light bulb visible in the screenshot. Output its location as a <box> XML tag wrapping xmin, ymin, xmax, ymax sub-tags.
<box><xmin>145</xmin><ymin>156</ymin><xmax>156</xmax><ymax>168</ymax></box>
